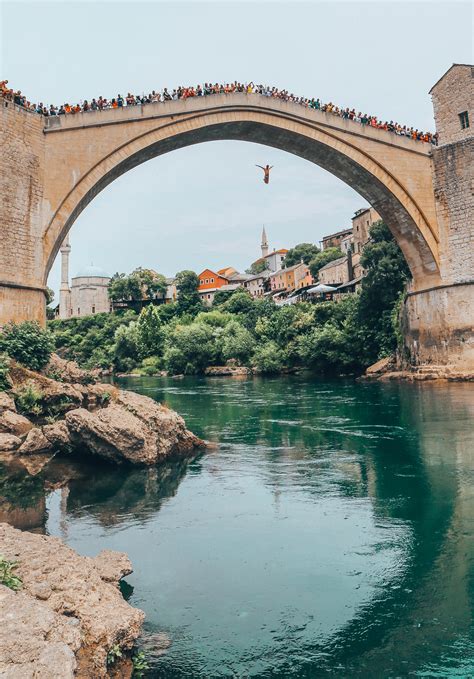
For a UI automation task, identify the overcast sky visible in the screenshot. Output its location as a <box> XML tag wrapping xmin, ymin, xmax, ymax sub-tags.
<box><xmin>1</xmin><ymin>0</ymin><xmax>472</xmax><ymax>296</ymax></box>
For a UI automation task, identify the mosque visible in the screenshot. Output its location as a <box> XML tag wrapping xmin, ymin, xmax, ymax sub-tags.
<box><xmin>58</xmin><ymin>235</ymin><xmax>111</xmax><ymax>319</ymax></box>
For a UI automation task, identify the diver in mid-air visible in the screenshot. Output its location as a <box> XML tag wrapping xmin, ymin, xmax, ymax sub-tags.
<box><xmin>256</xmin><ymin>164</ymin><xmax>273</xmax><ymax>184</ymax></box>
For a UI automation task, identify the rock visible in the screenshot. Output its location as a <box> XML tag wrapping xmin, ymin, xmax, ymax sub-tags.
<box><xmin>0</xmin><ymin>523</ymin><xmax>144</xmax><ymax>678</ymax></box>
<box><xmin>0</xmin><ymin>583</ymin><xmax>79</xmax><ymax>679</ymax></box>
<box><xmin>365</xmin><ymin>355</ymin><xmax>396</xmax><ymax>376</ymax></box>
<box><xmin>0</xmin><ymin>410</ymin><xmax>33</xmax><ymax>437</ymax></box>
<box><xmin>204</xmin><ymin>366</ymin><xmax>250</xmax><ymax>376</ymax></box>
<box><xmin>42</xmin><ymin>420</ymin><xmax>72</xmax><ymax>452</ymax></box>
<box><xmin>9</xmin><ymin>363</ymin><xmax>84</xmax><ymax>414</ymax></box>
<box><xmin>65</xmin><ymin>392</ymin><xmax>204</xmax><ymax>465</ymax></box>
<box><xmin>43</xmin><ymin>354</ymin><xmax>99</xmax><ymax>385</ymax></box>
<box><xmin>93</xmin><ymin>550</ymin><xmax>133</xmax><ymax>583</ymax></box>
<box><xmin>83</xmin><ymin>382</ymin><xmax>118</xmax><ymax>409</ymax></box>
<box><xmin>0</xmin><ymin>392</ymin><xmax>16</xmax><ymax>413</ymax></box>
<box><xmin>0</xmin><ymin>434</ymin><xmax>21</xmax><ymax>452</ymax></box>
<box><xmin>18</xmin><ymin>428</ymin><xmax>52</xmax><ymax>455</ymax></box>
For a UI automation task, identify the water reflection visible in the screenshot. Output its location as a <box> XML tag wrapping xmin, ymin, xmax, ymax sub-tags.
<box><xmin>0</xmin><ymin>376</ymin><xmax>473</xmax><ymax>677</ymax></box>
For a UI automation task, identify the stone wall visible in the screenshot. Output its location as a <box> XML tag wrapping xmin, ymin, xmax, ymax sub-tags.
<box><xmin>0</xmin><ymin>101</ymin><xmax>46</xmax><ymax>324</ymax></box>
<box><xmin>430</xmin><ymin>64</ymin><xmax>473</xmax><ymax>146</ymax></box>
<box><xmin>402</xmin><ymin>283</ymin><xmax>474</xmax><ymax>369</ymax></box>
<box><xmin>432</xmin><ymin>137</ymin><xmax>474</xmax><ymax>284</ymax></box>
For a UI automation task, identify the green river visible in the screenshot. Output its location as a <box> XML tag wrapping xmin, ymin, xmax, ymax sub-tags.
<box><xmin>1</xmin><ymin>375</ymin><xmax>474</xmax><ymax>677</ymax></box>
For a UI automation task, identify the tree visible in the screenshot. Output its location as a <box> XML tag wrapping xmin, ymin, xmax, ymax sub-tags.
<box><xmin>356</xmin><ymin>220</ymin><xmax>410</xmax><ymax>360</ymax></box>
<box><xmin>252</xmin><ymin>341</ymin><xmax>286</xmax><ymax>374</ymax></box>
<box><xmin>309</xmin><ymin>247</ymin><xmax>342</xmax><ymax>279</ymax></box>
<box><xmin>163</xmin><ymin>322</ymin><xmax>215</xmax><ymax>374</ymax></box>
<box><xmin>0</xmin><ymin>321</ymin><xmax>54</xmax><ymax>371</ymax></box>
<box><xmin>113</xmin><ymin>322</ymin><xmax>140</xmax><ymax>371</ymax></box>
<box><xmin>246</xmin><ymin>259</ymin><xmax>268</xmax><ymax>275</ymax></box>
<box><xmin>221</xmin><ymin>321</ymin><xmax>254</xmax><ymax>365</ymax></box>
<box><xmin>284</xmin><ymin>243</ymin><xmax>320</xmax><ymax>267</ymax></box>
<box><xmin>175</xmin><ymin>270</ymin><xmax>203</xmax><ymax>316</ymax></box>
<box><xmin>136</xmin><ymin>305</ymin><xmax>165</xmax><ymax>358</ymax></box>
<box><xmin>108</xmin><ymin>269</ymin><xmax>167</xmax><ymax>306</ymax></box>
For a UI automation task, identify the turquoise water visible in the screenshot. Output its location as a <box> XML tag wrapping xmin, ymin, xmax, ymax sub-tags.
<box><xmin>2</xmin><ymin>376</ymin><xmax>474</xmax><ymax>677</ymax></box>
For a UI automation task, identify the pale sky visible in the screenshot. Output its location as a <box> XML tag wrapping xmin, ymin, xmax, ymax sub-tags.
<box><xmin>1</xmin><ymin>0</ymin><xmax>472</xmax><ymax>297</ymax></box>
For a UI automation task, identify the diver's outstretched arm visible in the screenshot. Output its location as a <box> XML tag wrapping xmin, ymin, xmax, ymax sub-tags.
<box><xmin>256</xmin><ymin>165</ymin><xmax>265</xmax><ymax>170</ymax></box>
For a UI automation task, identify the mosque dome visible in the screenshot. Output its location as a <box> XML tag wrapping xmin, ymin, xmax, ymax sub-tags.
<box><xmin>73</xmin><ymin>265</ymin><xmax>110</xmax><ymax>279</ymax></box>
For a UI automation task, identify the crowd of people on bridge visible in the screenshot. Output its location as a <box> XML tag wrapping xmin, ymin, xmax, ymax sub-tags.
<box><xmin>1</xmin><ymin>79</ymin><xmax>438</xmax><ymax>145</ymax></box>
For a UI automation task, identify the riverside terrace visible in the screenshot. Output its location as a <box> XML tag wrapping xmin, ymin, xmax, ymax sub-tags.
<box><xmin>0</xmin><ymin>79</ymin><xmax>438</xmax><ymax>144</ymax></box>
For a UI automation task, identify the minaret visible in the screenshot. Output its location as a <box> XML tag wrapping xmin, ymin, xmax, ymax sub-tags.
<box><xmin>59</xmin><ymin>234</ymin><xmax>71</xmax><ymax>319</ymax></box>
<box><xmin>261</xmin><ymin>226</ymin><xmax>269</xmax><ymax>258</ymax></box>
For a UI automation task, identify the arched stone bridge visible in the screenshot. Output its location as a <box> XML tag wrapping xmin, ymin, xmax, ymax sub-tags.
<box><xmin>1</xmin><ymin>68</ymin><xmax>473</xmax><ymax>369</ymax></box>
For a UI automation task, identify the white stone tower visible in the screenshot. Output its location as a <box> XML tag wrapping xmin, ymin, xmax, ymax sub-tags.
<box><xmin>59</xmin><ymin>235</ymin><xmax>72</xmax><ymax>319</ymax></box>
<box><xmin>261</xmin><ymin>226</ymin><xmax>269</xmax><ymax>258</ymax></box>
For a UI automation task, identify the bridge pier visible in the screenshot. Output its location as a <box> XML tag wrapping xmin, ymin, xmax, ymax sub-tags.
<box><xmin>0</xmin><ymin>284</ymin><xmax>46</xmax><ymax>326</ymax></box>
<box><xmin>402</xmin><ymin>282</ymin><xmax>474</xmax><ymax>370</ymax></box>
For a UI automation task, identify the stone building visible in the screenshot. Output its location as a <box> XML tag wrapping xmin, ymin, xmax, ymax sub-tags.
<box><xmin>320</xmin><ymin>227</ymin><xmax>352</xmax><ymax>251</ymax></box>
<box><xmin>244</xmin><ymin>271</ymin><xmax>270</xmax><ymax>298</ymax></box>
<box><xmin>317</xmin><ymin>256</ymin><xmax>351</xmax><ymax>287</ymax></box>
<box><xmin>352</xmin><ymin>207</ymin><xmax>381</xmax><ymax>254</ymax></box>
<box><xmin>58</xmin><ymin>236</ymin><xmax>111</xmax><ymax>318</ymax></box>
<box><xmin>269</xmin><ymin>262</ymin><xmax>312</xmax><ymax>294</ymax></box>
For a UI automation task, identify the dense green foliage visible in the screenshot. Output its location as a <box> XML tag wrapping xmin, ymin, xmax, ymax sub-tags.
<box><xmin>47</xmin><ymin>221</ymin><xmax>409</xmax><ymax>376</ymax></box>
<box><xmin>284</xmin><ymin>242</ymin><xmax>321</xmax><ymax>267</ymax></box>
<box><xmin>309</xmin><ymin>247</ymin><xmax>343</xmax><ymax>279</ymax></box>
<box><xmin>109</xmin><ymin>268</ymin><xmax>167</xmax><ymax>304</ymax></box>
<box><xmin>0</xmin><ymin>321</ymin><xmax>54</xmax><ymax>370</ymax></box>
<box><xmin>175</xmin><ymin>270</ymin><xmax>203</xmax><ymax>316</ymax></box>
<box><xmin>0</xmin><ymin>355</ymin><xmax>10</xmax><ymax>391</ymax></box>
<box><xmin>246</xmin><ymin>259</ymin><xmax>268</xmax><ymax>275</ymax></box>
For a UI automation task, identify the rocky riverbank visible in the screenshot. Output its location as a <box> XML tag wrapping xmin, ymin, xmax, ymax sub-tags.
<box><xmin>0</xmin><ymin>523</ymin><xmax>144</xmax><ymax>678</ymax></box>
<box><xmin>361</xmin><ymin>356</ymin><xmax>474</xmax><ymax>382</ymax></box>
<box><xmin>0</xmin><ymin>355</ymin><xmax>205</xmax><ymax>466</ymax></box>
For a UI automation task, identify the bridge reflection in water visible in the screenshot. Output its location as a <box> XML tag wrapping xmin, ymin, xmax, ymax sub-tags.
<box><xmin>1</xmin><ymin>376</ymin><xmax>473</xmax><ymax>677</ymax></box>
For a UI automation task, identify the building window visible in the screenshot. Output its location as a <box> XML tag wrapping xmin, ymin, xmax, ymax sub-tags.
<box><xmin>200</xmin><ymin>280</ymin><xmax>203</xmax><ymax>285</ymax></box>
<box><xmin>205</xmin><ymin>279</ymin><xmax>209</xmax><ymax>284</ymax></box>
<box><xmin>459</xmin><ymin>111</ymin><xmax>469</xmax><ymax>129</ymax></box>
<box><xmin>92</xmin><ymin>306</ymin><xmax>95</xmax><ymax>314</ymax></box>
<box><xmin>210</xmin><ymin>278</ymin><xmax>214</xmax><ymax>283</ymax></box>
<box><xmin>77</xmin><ymin>308</ymin><xmax>80</xmax><ymax>315</ymax></box>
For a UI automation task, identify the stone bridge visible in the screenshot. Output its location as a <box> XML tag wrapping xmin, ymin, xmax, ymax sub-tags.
<box><xmin>0</xmin><ymin>65</ymin><xmax>473</xmax><ymax>369</ymax></box>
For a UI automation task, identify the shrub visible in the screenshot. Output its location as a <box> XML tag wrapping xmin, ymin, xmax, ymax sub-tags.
<box><xmin>132</xmin><ymin>650</ymin><xmax>149</xmax><ymax>677</ymax></box>
<box><xmin>113</xmin><ymin>322</ymin><xmax>140</xmax><ymax>372</ymax></box>
<box><xmin>252</xmin><ymin>341</ymin><xmax>286</xmax><ymax>374</ymax></box>
<box><xmin>163</xmin><ymin>322</ymin><xmax>216</xmax><ymax>375</ymax></box>
<box><xmin>0</xmin><ymin>321</ymin><xmax>54</xmax><ymax>370</ymax></box>
<box><xmin>14</xmin><ymin>381</ymin><xmax>44</xmax><ymax>416</ymax></box>
<box><xmin>137</xmin><ymin>306</ymin><xmax>165</xmax><ymax>358</ymax></box>
<box><xmin>139</xmin><ymin>356</ymin><xmax>162</xmax><ymax>375</ymax></box>
<box><xmin>221</xmin><ymin>321</ymin><xmax>254</xmax><ymax>365</ymax></box>
<box><xmin>0</xmin><ymin>354</ymin><xmax>10</xmax><ymax>391</ymax></box>
<box><xmin>0</xmin><ymin>557</ymin><xmax>22</xmax><ymax>591</ymax></box>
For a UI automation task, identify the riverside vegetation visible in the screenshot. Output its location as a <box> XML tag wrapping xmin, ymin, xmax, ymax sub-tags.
<box><xmin>46</xmin><ymin>222</ymin><xmax>409</xmax><ymax>377</ymax></box>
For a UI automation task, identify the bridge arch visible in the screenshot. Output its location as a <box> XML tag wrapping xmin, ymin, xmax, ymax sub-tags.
<box><xmin>41</xmin><ymin>99</ymin><xmax>440</xmax><ymax>290</ymax></box>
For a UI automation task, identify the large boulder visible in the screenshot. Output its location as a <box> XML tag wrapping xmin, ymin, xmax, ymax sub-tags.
<box><xmin>0</xmin><ymin>434</ymin><xmax>21</xmax><ymax>452</ymax></box>
<box><xmin>0</xmin><ymin>523</ymin><xmax>144</xmax><ymax>678</ymax></box>
<box><xmin>0</xmin><ymin>410</ymin><xmax>33</xmax><ymax>437</ymax></box>
<box><xmin>9</xmin><ymin>363</ymin><xmax>84</xmax><ymax>415</ymax></box>
<box><xmin>18</xmin><ymin>428</ymin><xmax>52</xmax><ymax>456</ymax></box>
<box><xmin>0</xmin><ymin>392</ymin><xmax>16</xmax><ymax>413</ymax></box>
<box><xmin>43</xmin><ymin>353</ymin><xmax>100</xmax><ymax>385</ymax></box>
<box><xmin>65</xmin><ymin>391</ymin><xmax>204</xmax><ymax>465</ymax></box>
